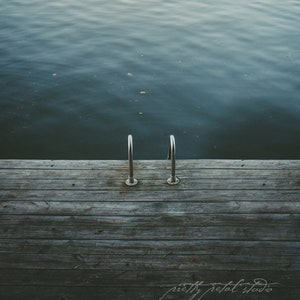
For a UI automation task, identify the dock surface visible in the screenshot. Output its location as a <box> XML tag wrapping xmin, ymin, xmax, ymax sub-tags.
<box><xmin>0</xmin><ymin>159</ymin><xmax>300</xmax><ymax>299</ymax></box>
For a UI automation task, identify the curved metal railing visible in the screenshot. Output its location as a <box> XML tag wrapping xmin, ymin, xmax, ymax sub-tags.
<box><xmin>167</xmin><ymin>135</ymin><xmax>180</xmax><ymax>185</ymax></box>
<box><xmin>125</xmin><ymin>134</ymin><xmax>138</xmax><ymax>186</ymax></box>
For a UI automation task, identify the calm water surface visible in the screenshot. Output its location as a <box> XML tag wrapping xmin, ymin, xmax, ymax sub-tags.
<box><xmin>1</xmin><ymin>0</ymin><xmax>300</xmax><ymax>159</ymax></box>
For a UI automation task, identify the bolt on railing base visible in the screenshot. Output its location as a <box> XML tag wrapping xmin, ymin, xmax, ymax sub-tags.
<box><xmin>167</xmin><ymin>176</ymin><xmax>180</xmax><ymax>185</ymax></box>
<box><xmin>126</xmin><ymin>177</ymin><xmax>138</xmax><ymax>186</ymax></box>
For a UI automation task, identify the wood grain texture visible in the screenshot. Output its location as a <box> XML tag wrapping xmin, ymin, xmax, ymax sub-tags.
<box><xmin>0</xmin><ymin>159</ymin><xmax>300</xmax><ymax>299</ymax></box>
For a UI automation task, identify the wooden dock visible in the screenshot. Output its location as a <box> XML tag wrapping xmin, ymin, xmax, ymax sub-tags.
<box><xmin>0</xmin><ymin>159</ymin><xmax>300</xmax><ymax>299</ymax></box>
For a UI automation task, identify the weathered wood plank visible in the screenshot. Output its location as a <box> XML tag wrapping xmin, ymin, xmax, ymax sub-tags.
<box><xmin>1</xmin><ymin>167</ymin><xmax>300</xmax><ymax>181</ymax></box>
<box><xmin>1</xmin><ymin>189</ymin><xmax>300</xmax><ymax>202</ymax></box>
<box><xmin>1</xmin><ymin>176</ymin><xmax>300</xmax><ymax>190</ymax></box>
<box><xmin>0</xmin><ymin>252</ymin><xmax>299</xmax><ymax>270</ymax></box>
<box><xmin>1</xmin><ymin>200</ymin><xmax>300</xmax><ymax>215</ymax></box>
<box><xmin>1</xmin><ymin>224</ymin><xmax>299</xmax><ymax>241</ymax></box>
<box><xmin>1</xmin><ymin>159</ymin><xmax>300</xmax><ymax>169</ymax></box>
<box><xmin>1</xmin><ymin>239</ymin><xmax>299</xmax><ymax>256</ymax></box>
<box><xmin>0</xmin><ymin>286</ymin><xmax>298</xmax><ymax>300</ymax></box>
<box><xmin>1</xmin><ymin>213</ymin><xmax>298</xmax><ymax>227</ymax></box>
<box><xmin>0</xmin><ymin>269</ymin><xmax>299</xmax><ymax>287</ymax></box>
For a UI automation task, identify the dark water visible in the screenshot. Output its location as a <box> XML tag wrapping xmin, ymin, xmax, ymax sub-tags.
<box><xmin>1</xmin><ymin>0</ymin><xmax>300</xmax><ymax>159</ymax></box>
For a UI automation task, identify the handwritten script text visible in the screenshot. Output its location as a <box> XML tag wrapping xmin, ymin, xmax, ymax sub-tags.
<box><xmin>159</xmin><ymin>278</ymin><xmax>278</xmax><ymax>300</ymax></box>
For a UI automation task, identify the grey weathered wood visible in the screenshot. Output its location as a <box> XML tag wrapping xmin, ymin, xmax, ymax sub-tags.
<box><xmin>0</xmin><ymin>159</ymin><xmax>300</xmax><ymax>299</ymax></box>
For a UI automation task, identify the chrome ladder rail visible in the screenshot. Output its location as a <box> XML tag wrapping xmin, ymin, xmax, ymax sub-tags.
<box><xmin>167</xmin><ymin>135</ymin><xmax>180</xmax><ymax>185</ymax></box>
<box><xmin>125</xmin><ymin>134</ymin><xmax>138</xmax><ymax>186</ymax></box>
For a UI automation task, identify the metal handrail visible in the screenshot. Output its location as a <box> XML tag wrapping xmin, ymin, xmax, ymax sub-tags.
<box><xmin>167</xmin><ymin>135</ymin><xmax>180</xmax><ymax>185</ymax></box>
<box><xmin>125</xmin><ymin>134</ymin><xmax>138</xmax><ymax>186</ymax></box>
